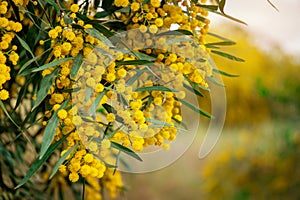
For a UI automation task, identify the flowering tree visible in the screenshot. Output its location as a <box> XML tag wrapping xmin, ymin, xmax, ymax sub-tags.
<box><xmin>0</xmin><ymin>0</ymin><xmax>249</xmax><ymax>199</ymax></box>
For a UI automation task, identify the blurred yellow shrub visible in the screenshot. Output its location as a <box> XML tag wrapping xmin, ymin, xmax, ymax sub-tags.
<box><xmin>200</xmin><ymin>123</ymin><xmax>300</xmax><ymax>199</ymax></box>
<box><xmin>203</xmin><ymin>26</ymin><xmax>300</xmax><ymax>126</ymax></box>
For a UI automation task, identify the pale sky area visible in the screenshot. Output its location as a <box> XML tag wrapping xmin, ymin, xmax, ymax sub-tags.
<box><xmin>210</xmin><ymin>0</ymin><xmax>300</xmax><ymax>59</ymax></box>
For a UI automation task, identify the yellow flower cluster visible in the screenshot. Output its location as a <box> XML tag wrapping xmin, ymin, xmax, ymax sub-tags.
<box><xmin>34</xmin><ymin>0</ymin><xmax>214</xmax><ymax>198</ymax></box>
<box><xmin>119</xmin><ymin>0</ymin><xmax>211</xmax><ymax>44</ymax></box>
<box><xmin>59</xmin><ymin>149</ymin><xmax>106</xmax><ymax>182</ymax></box>
<box><xmin>0</xmin><ymin>1</ymin><xmax>22</xmax><ymax>100</ymax></box>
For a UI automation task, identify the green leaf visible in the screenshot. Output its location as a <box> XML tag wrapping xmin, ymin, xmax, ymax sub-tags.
<box><xmin>32</xmin><ymin>68</ymin><xmax>59</xmax><ymax>111</ymax></box>
<box><xmin>217</xmin><ymin>0</ymin><xmax>247</xmax><ymax>25</ymax></box>
<box><xmin>16</xmin><ymin>35</ymin><xmax>34</xmax><ymax>57</ymax></box>
<box><xmin>90</xmin><ymin>90</ymin><xmax>107</xmax><ymax>116</ymax></box>
<box><xmin>157</xmin><ymin>29</ymin><xmax>193</xmax><ymax>36</ymax></box>
<box><xmin>88</xmin><ymin>21</ymin><xmax>114</xmax><ymax>38</ymax></box>
<box><xmin>102</xmin><ymin>0</ymin><xmax>114</xmax><ymax>10</ymax></box>
<box><xmin>106</xmin><ymin>125</ymin><xmax>123</xmax><ymax>138</ymax></box>
<box><xmin>218</xmin><ymin>0</ymin><xmax>226</xmax><ymax>12</ymax></box>
<box><xmin>14</xmin><ymin>133</ymin><xmax>70</xmax><ymax>189</ymax></box>
<box><xmin>134</xmin><ymin>86</ymin><xmax>179</xmax><ymax>92</ymax></box>
<box><xmin>146</xmin><ymin>118</ymin><xmax>174</xmax><ymax>127</ymax></box>
<box><xmin>211</xmin><ymin>50</ymin><xmax>245</xmax><ymax>62</ymax></box>
<box><xmin>39</xmin><ymin>100</ymin><xmax>70</xmax><ymax>159</ymax></box>
<box><xmin>205</xmin><ymin>41</ymin><xmax>236</xmax><ymax>46</ymax></box>
<box><xmin>49</xmin><ymin>144</ymin><xmax>78</xmax><ymax>179</ymax></box>
<box><xmin>198</xmin><ymin>4</ymin><xmax>219</xmax><ymax>11</ymax></box>
<box><xmin>70</xmin><ymin>54</ymin><xmax>83</xmax><ymax>79</ymax></box>
<box><xmin>84</xmin><ymin>87</ymin><xmax>93</xmax><ymax>102</ymax></box>
<box><xmin>18</xmin><ymin>52</ymin><xmax>46</xmax><ymax>75</ymax></box>
<box><xmin>46</xmin><ymin>0</ymin><xmax>60</xmax><ymax>15</ymax></box>
<box><xmin>86</xmin><ymin>28</ymin><xmax>113</xmax><ymax>47</ymax></box>
<box><xmin>111</xmin><ymin>142</ymin><xmax>142</xmax><ymax>161</ymax></box>
<box><xmin>175</xmin><ymin>98</ymin><xmax>212</xmax><ymax>118</ymax></box>
<box><xmin>172</xmin><ymin>117</ymin><xmax>188</xmax><ymax>130</ymax></box>
<box><xmin>183</xmin><ymin>82</ymin><xmax>204</xmax><ymax>97</ymax></box>
<box><xmin>207</xmin><ymin>32</ymin><xmax>233</xmax><ymax>41</ymax></box>
<box><xmin>0</xmin><ymin>100</ymin><xmax>20</xmax><ymax>128</ymax></box>
<box><xmin>213</xmin><ymin>69</ymin><xmax>239</xmax><ymax>77</ymax></box>
<box><xmin>115</xmin><ymin>60</ymin><xmax>153</xmax><ymax>66</ymax></box>
<box><xmin>126</xmin><ymin>69</ymin><xmax>148</xmax><ymax>85</ymax></box>
<box><xmin>208</xmin><ymin>76</ymin><xmax>225</xmax><ymax>87</ymax></box>
<box><xmin>94</xmin><ymin>0</ymin><xmax>101</xmax><ymax>8</ymax></box>
<box><xmin>32</xmin><ymin>57</ymin><xmax>74</xmax><ymax>72</ymax></box>
<box><xmin>94</xmin><ymin>11</ymin><xmax>112</xmax><ymax>18</ymax></box>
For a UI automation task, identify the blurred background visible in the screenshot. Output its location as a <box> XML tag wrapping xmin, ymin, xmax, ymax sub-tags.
<box><xmin>117</xmin><ymin>1</ymin><xmax>300</xmax><ymax>199</ymax></box>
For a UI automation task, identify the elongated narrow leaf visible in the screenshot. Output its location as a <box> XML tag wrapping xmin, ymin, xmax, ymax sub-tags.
<box><xmin>70</xmin><ymin>54</ymin><xmax>83</xmax><ymax>80</ymax></box>
<box><xmin>39</xmin><ymin>100</ymin><xmax>70</xmax><ymax>159</ymax></box>
<box><xmin>172</xmin><ymin>117</ymin><xmax>188</xmax><ymax>130</ymax></box>
<box><xmin>127</xmin><ymin>69</ymin><xmax>148</xmax><ymax>85</ymax></box>
<box><xmin>211</xmin><ymin>50</ymin><xmax>245</xmax><ymax>62</ymax></box>
<box><xmin>115</xmin><ymin>60</ymin><xmax>153</xmax><ymax>66</ymax></box>
<box><xmin>198</xmin><ymin>4</ymin><xmax>219</xmax><ymax>11</ymax></box>
<box><xmin>146</xmin><ymin>118</ymin><xmax>173</xmax><ymax>127</ymax></box>
<box><xmin>134</xmin><ymin>86</ymin><xmax>179</xmax><ymax>92</ymax></box>
<box><xmin>183</xmin><ymin>82</ymin><xmax>204</xmax><ymax>97</ymax></box>
<box><xmin>32</xmin><ymin>57</ymin><xmax>74</xmax><ymax>72</ymax></box>
<box><xmin>217</xmin><ymin>0</ymin><xmax>247</xmax><ymax>25</ymax></box>
<box><xmin>16</xmin><ymin>35</ymin><xmax>34</xmax><ymax>57</ymax></box>
<box><xmin>14</xmin><ymin>133</ymin><xmax>70</xmax><ymax>189</ymax></box>
<box><xmin>18</xmin><ymin>53</ymin><xmax>43</xmax><ymax>75</ymax></box>
<box><xmin>213</xmin><ymin>69</ymin><xmax>239</xmax><ymax>77</ymax></box>
<box><xmin>218</xmin><ymin>0</ymin><xmax>226</xmax><ymax>12</ymax></box>
<box><xmin>90</xmin><ymin>90</ymin><xmax>107</xmax><ymax>116</ymax></box>
<box><xmin>49</xmin><ymin>144</ymin><xmax>78</xmax><ymax>179</ymax></box>
<box><xmin>207</xmin><ymin>32</ymin><xmax>233</xmax><ymax>42</ymax></box>
<box><xmin>157</xmin><ymin>29</ymin><xmax>193</xmax><ymax>36</ymax></box>
<box><xmin>175</xmin><ymin>98</ymin><xmax>212</xmax><ymax>118</ymax></box>
<box><xmin>208</xmin><ymin>76</ymin><xmax>225</xmax><ymax>87</ymax></box>
<box><xmin>94</xmin><ymin>11</ymin><xmax>112</xmax><ymax>18</ymax></box>
<box><xmin>86</xmin><ymin>28</ymin><xmax>113</xmax><ymax>47</ymax></box>
<box><xmin>111</xmin><ymin>142</ymin><xmax>142</xmax><ymax>161</ymax></box>
<box><xmin>205</xmin><ymin>41</ymin><xmax>236</xmax><ymax>46</ymax></box>
<box><xmin>84</xmin><ymin>87</ymin><xmax>93</xmax><ymax>103</ymax></box>
<box><xmin>46</xmin><ymin>0</ymin><xmax>60</xmax><ymax>14</ymax></box>
<box><xmin>32</xmin><ymin>69</ymin><xmax>59</xmax><ymax>111</ymax></box>
<box><xmin>0</xmin><ymin>100</ymin><xmax>20</xmax><ymax>128</ymax></box>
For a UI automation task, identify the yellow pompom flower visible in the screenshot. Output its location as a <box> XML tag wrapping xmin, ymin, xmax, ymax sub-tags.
<box><xmin>0</xmin><ymin>89</ymin><xmax>9</xmax><ymax>100</ymax></box>
<box><xmin>130</xmin><ymin>2</ymin><xmax>140</xmax><ymax>11</ymax></box>
<box><xmin>84</xmin><ymin>153</ymin><xmax>94</xmax><ymax>163</ymax></box>
<box><xmin>155</xmin><ymin>18</ymin><xmax>164</xmax><ymax>27</ymax></box>
<box><xmin>117</xmin><ymin>68</ymin><xmax>127</xmax><ymax>78</ymax></box>
<box><xmin>80</xmin><ymin>164</ymin><xmax>91</xmax><ymax>177</ymax></box>
<box><xmin>69</xmin><ymin>172</ymin><xmax>79</xmax><ymax>182</ymax></box>
<box><xmin>150</xmin><ymin>0</ymin><xmax>160</xmax><ymax>7</ymax></box>
<box><xmin>106</xmin><ymin>73</ymin><xmax>116</xmax><ymax>82</ymax></box>
<box><xmin>70</xmin><ymin>4</ymin><xmax>79</xmax><ymax>13</ymax></box>
<box><xmin>0</xmin><ymin>4</ymin><xmax>7</xmax><ymax>14</ymax></box>
<box><xmin>9</xmin><ymin>51</ymin><xmax>19</xmax><ymax>65</ymax></box>
<box><xmin>106</xmin><ymin>113</ymin><xmax>115</xmax><ymax>122</ymax></box>
<box><xmin>139</xmin><ymin>25</ymin><xmax>147</xmax><ymax>33</ymax></box>
<box><xmin>58</xmin><ymin>109</ymin><xmax>68</xmax><ymax>119</ymax></box>
<box><xmin>48</xmin><ymin>29</ymin><xmax>58</xmax><ymax>39</ymax></box>
<box><xmin>101</xmin><ymin>139</ymin><xmax>111</xmax><ymax>149</ymax></box>
<box><xmin>149</xmin><ymin>25</ymin><xmax>158</xmax><ymax>34</ymax></box>
<box><xmin>95</xmin><ymin>83</ymin><xmax>104</xmax><ymax>93</ymax></box>
<box><xmin>0</xmin><ymin>41</ymin><xmax>9</xmax><ymax>50</ymax></box>
<box><xmin>114</xmin><ymin>0</ymin><xmax>129</xmax><ymax>7</ymax></box>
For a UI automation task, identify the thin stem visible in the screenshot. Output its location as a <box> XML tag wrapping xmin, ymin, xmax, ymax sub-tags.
<box><xmin>82</xmin><ymin>179</ymin><xmax>86</xmax><ymax>200</ymax></box>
